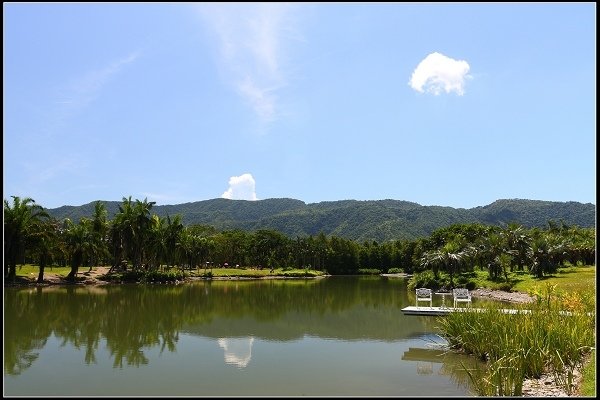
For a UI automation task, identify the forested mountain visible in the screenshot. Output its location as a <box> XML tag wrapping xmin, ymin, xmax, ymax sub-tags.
<box><xmin>45</xmin><ymin>198</ymin><xmax>595</xmax><ymax>242</ymax></box>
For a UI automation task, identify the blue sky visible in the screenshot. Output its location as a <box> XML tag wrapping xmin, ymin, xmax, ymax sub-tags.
<box><xmin>3</xmin><ymin>3</ymin><xmax>596</xmax><ymax>210</ymax></box>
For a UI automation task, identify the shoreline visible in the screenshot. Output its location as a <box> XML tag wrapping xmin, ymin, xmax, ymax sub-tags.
<box><xmin>6</xmin><ymin>269</ymin><xmax>535</xmax><ymax>304</ymax></box>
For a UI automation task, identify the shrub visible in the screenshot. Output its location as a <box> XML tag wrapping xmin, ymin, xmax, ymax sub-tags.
<box><xmin>408</xmin><ymin>270</ymin><xmax>448</xmax><ymax>291</ymax></box>
<box><xmin>358</xmin><ymin>268</ymin><xmax>381</xmax><ymax>275</ymax></box>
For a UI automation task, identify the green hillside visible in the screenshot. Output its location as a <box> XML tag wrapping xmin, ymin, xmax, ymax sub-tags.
<box><xmin>45</xmin><ymin>197</ymin><xmax>595</xmax><ymax>242</ymax></box>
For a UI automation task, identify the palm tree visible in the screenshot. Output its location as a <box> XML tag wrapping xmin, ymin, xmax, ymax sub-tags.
<box><xmin>476</xmin><ymin>232</ymin><xmax>510</xmax><ymax>281</ymax></box>
<box><xmin>110</xmin><ymin>196</ymin><xmax>136</xmax><ymax>271</ymax></box>
<box><xmin>64</xmin><ymin>219</ymin><xmax>96</xmax><ymax>281</ymax></box>
<box><xmin>110</xmin><ymin>196</ymin><xmax>155</xmax><ymax>271</ymax></box>
<box><xmin>30</xmin><ymin>218</ymin><xmax>61</xmax><ymax>282</ymax></box>
<box><xmin>146</xmin><ymin>214</ymin><xmax>166</xmax><ymax>270</ymax></box>
<box><xmin>420</xmin><ymin>240</ymin><xmax>471</xmax><ymax>287</ymax></box>
<box><xmin>164</xmin><ymin>214</ymin><xmax>183</xmax><ymax>269</ymax></box>
<box><xmin>89</xmin><ymin>201</ymin><xmax>109</xmax><ymax>271</ymax></box>
<box><xmin>131</xmin><ymin>198</ymin><xmax>155</xmax><ymax>269</ymax></box>
<box><xmin>501</xmin><ymin>223</ymin><xmax>531</xmax><ymax>271</ymax></box>
<box><xmin>4</xmin><ymin>196</ymin><xmax>49</xmax><ymax>280</ymax></box>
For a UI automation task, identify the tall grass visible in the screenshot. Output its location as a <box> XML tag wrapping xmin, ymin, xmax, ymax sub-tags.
<box><xmin>438</xmin><ymin>283</ymin><xmax>595</xmax><ymax>396</ymax></box>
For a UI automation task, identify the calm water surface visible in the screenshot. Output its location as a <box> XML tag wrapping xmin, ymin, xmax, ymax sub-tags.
<box><xmin>4</xmin><ymin>276</ymin><xmax>487</xmax><ymax>396</ymax></box>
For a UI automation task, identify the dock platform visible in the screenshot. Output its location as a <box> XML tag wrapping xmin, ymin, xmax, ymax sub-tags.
<box><xmin>401</xmin><ymin>306</ymin><xmax>532</xmax><ymax>316</ymax></box>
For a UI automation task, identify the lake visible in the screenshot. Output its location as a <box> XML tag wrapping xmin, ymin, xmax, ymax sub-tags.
<box><xmin>4</xmin><ymin>276</ymin><xmax>486</xmax><ymax>396</ymax></box>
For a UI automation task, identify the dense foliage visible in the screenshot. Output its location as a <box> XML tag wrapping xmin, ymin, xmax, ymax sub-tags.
<box><xmin>44</xmin><ymin>197</ymin><xmax>595</xmax><ymax>242</ymax></box>
<box><xmin>4</xmin><ymin>195</ymin><xmax>596</xmax><ymax>282</ymax></box>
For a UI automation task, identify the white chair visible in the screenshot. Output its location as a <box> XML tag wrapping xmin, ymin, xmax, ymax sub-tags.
<box><xmin>415</xmin><ymin>288</ymin><xmax>433</xmax><ymax>308</ymax></box>
<box><xmin>453</xmin><ymin>288</ymin><xmax>472</xmax><ymax>308</ymax></box>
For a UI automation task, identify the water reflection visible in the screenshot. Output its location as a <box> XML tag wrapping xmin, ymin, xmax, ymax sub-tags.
<box><xmin>5</xmin><ymin>277</ymin><xmax>482</xmax><ymax>396</ymax></box>
<box><xmin>401</xmin><ymin>336</ymin><xmax>484</xmax><ymax>392</ymax></box>
<box><xmin>217</xmin><ymin>337</ymin><xmax>254</xmax><ymax>368</ymax></box>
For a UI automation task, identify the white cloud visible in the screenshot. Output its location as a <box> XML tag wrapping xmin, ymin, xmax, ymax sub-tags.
<box><xmin>237</xmin><ymin>78</ymin><xmax>277</xmax><ymax>122</ymax></box>
<box><xmin>61</xmin><ymin>51</ymin><xmax>141</xmax><ymax>111</ymax></box>
<box><xmin>197</xmin><ymin>3</ymin><xmax>296</xmax><ymax>124</ymax></box>
<box><xmin>49</xmin><ymin>51</ymin><xmax>141</xmax><ymax>134</ymax></box>
<box><xmin>409</xmin><ymin>52</ymin><xmax>471</xmax><ymax>95</ymax></box>
<box><xmin>222</xmin><ymin>173</ymin><xmax>258</xmax><ymax>200</ymax></box>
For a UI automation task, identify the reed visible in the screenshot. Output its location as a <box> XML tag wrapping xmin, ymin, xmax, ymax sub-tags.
<box><xmin>438</xmin><ymin>283</ymin><xmax>595</xmax><ymax>396</ymax></box>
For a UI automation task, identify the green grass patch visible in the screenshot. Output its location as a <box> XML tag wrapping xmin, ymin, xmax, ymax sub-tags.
<box><xmin>510</xmin><ymin>265</ymin><xmax>596</xmax><ymax>296</ymax></box>
<box><xmin>466</xmin><ymin>265</ymin><xmax>596</xmax><ymax>300</ymax></box>
<box><xmin>13</xmin><ymin>264</ymin><xmax>71</xmax><ymax>278</ymax></box>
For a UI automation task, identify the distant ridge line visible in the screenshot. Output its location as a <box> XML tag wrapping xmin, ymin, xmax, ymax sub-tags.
<box><xmin>45</xmin><ymin>197</ymin><xmax>596</xmax><ymax>242</ymax></box>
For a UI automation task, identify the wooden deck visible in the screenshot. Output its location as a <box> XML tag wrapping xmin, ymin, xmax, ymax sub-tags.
<box><xmin>401</xmin><ymin>307</ymin><xmax>593</xmax><ymax>317</ymax></box>
<box><xmin>401</xmin><ymin>306</ymin><xmax>532</xmax><ymax>316</ymax></box>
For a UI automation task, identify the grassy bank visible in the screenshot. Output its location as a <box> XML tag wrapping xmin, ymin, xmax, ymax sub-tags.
<box><xmin>9</xmin><ymin>264</ymin><xmax>327</xmax><ymax>282</ymax></box>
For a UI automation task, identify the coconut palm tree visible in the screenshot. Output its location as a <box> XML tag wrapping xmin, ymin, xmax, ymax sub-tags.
<box><xmin>110</xmin><ymin>196</ymin><xmax>136</xmax><ymax>271</ymax></box>
<box><xmin>4</xmin><ymin>196</ymin><xmax>49</xmax><ymax>280</ymax></box>
<box><xmin>64</xmin><ymin>218</ymin><xmax>97</xmax><ymax>281</ymax></box>
<box><xmin>110</xmin><ymin>196</ymin><xmax>155</xmax><ymax>271</ymax></box>
<box><xmin>131</xmin><ymin>198</ymin><xmax>155</xmax><ymax>269</ymax></box>
<box><xmin>29</xmin><ymin>218</ymin><xmax>61</xmax><ymax>282</ymax></box>
<box><xmin>89</xmin><ymin>201</ymin><xmax>110</xmax><ymax>271</ymax></box>
<box><xmin>164</xmin><ymin>214</ymin><xmax>183</xmax><ymax>269</ymax></box>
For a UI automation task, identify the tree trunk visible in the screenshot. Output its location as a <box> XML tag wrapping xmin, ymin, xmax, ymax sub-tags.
<box><xmin>66</xmin><ymin>266</ymin><xmax>79</xmax><ymax>281</ymax></box>
<box><xmin>67</xmin><ymin>252</ymin><xmax>82</xmax><ymax>281</ymax></box>
<box><xmin>37</xmin><ymin>264</ymin><xmax>45</xmax><ymax>283</ymax></box>
<box><xmin>7</xmin><ymin>263</ymin><xmax>16</xmax><ymax>281</ymax></box>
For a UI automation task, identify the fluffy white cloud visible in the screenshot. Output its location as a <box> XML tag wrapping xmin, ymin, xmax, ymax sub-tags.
<box><xmin>221</xmin><ymin>173</ymin><xmax>258</xmax><ymax>200</ymax></box>
<box><xmin>409</xmin><ymin>52</ymin><xmax>471</xmax><ymax>95</ymax></box>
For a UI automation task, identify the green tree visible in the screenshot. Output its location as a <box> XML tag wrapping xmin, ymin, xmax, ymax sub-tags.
<box><xmin>64</xmin><ymin>218</ymin><xmax>96</xmax><ymax>281</ymax></box>
<box><xmin>420</xmin><ymin>240</ymin><xmax>471</xmax><ymax>287</ymax></box>
<box><xmin>30</xmin><ymin>218</ymin><xmax>61</xmax><ymax>282</ymax></box>
<box><xmin>89</xmin><ymin>201</ymin><xmax>110</xmax><ymax>271</ymax></box>
<box><xmin>500</xmin><ymin>222</ymin><xmax>531</xmax><ymax>271</ymax></box>
<box><xmin>164</xmin><ymin>214</ymin><xmax>183</xmax><ymax>269</ymax></box>
<box><xmin>4</xmin><ymin>196</ymin><xmax>49</xmax><ymax>280</ymax></box>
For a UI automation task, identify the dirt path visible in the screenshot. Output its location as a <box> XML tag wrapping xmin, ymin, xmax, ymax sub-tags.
<box><xmin>14</xmin><ymin>266</ymin><xmax>113</xmax><ymax>285</ymax></box>
<box><xmin>470</xmin><ymin>287</ymin><xmax>534</xmax><ymax>303</ymax></box>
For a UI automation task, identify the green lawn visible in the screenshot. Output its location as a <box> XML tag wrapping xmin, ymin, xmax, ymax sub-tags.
<box><xmin>13</xmin><ymin>264</ymin><xmax>72</xmax><ymax>278</ymax></box>
<box><xmin>510</xmin><ymin>265</ymin><xmax>596</xmax><ymax>296</ymax></box>
<box><xmin>12</xmin><ymin>264</ymin><xmax>328</xmax><ymax>280</ymax></box>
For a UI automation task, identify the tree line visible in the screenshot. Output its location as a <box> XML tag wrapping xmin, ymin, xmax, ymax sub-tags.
<box><xmin>4</xmin><ymin>195</ymin><xmax>596</xmax><ymax>283</ymax></box>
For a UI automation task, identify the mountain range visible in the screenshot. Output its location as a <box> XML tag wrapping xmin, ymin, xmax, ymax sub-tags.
<box><xmin>45</xmin><ymin>198</ymin><xmax>596</xmax><ymax>242</ymax></box>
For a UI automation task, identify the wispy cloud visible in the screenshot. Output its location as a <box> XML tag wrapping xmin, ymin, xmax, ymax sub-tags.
<box><xmin>222</xmin><ymin>173</ymin><xmax>258</xmax><ymax>201</ymax></box>
<box><xmin>197</xmin><ymin>3</ymin><xmax>297</xmax><ymax>124</ymax></box>
<box><xmin>52</xmin><ymin>51</ymin><xmax>141</xmax><ymax>129</ymax></box>
<box><xmin>409</xmin><ymin>52</ymin><xmax>471</xmax><ymax>95</ymax></box>
<box><xmin>23</xmin><ymin>156</ymin><xmax>86</xmax><ymax>185</ymax></box>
